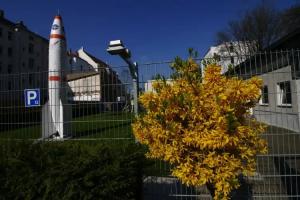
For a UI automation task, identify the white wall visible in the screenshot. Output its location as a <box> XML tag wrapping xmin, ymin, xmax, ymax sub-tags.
<box><xmin>254</xmin><ymin>66</ymin><xmax>300</xmax><ymax>132</ymax></box>
<box><xmin>144</xmin><ymin>79</ymin><xmax>173</xmax><ymax>93</ymax></box>
<box><xmin>202</xmin><ymin>42</ymin><xmax>250</xmax><ymax>74</ymax></box>
<box><xmin>77</xmin><ymin>48</ymin><xmax>99</xmax><ymax>71</ymax></box>
<box><xmin>67</xmin><ymin>74</ymin><xmax>101</xmax><ymax>101</ymax></box>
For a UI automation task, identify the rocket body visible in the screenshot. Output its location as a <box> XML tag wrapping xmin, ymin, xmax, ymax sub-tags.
<box><xmin>49</xmin><ymin>15</ymin><xmax>66</xmax><ymax>137</ymax></box>
<box><xmin>42</xmin><ymin>15</ymin><xmax>70</xmax><ymax>139</ymax></box>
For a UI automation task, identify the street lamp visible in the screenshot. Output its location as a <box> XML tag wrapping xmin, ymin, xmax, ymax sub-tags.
<box><xmin>107</xmin><ymin>40</ymin><xmax>139</xmax><ymax>116</ymax></box>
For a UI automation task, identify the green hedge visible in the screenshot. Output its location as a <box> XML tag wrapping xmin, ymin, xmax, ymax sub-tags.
<box><xmin>0</xmin><ymin>141</ymin><xmax>148</xmax><ymax>200</ymax></box>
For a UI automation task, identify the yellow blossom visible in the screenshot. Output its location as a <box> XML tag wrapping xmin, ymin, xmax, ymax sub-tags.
<box><xmin>132</xmin><ymin>56</ymin><xmax>267</xmax><ymax>200</ymax></box>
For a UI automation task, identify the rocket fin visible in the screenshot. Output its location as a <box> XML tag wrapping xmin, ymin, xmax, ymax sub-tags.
<box><xmin>59</xmin><ymin>99</ymin><xmax>72</xmax><ymax>138</ymax></box>
<box><xmin>42</xmin><ymin>101</ymin><xmax>57</xmax><ymax>139</ymax></box>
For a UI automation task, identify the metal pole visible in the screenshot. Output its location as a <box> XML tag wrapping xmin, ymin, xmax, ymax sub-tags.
<box><xmin>132</xmin><ymin>62</ymin><xmax>139</xmax><ymax>117</ymax></box>
<box><xmin>121</xmin><ymin>56</ymin><xmax>139</xmax><ymax>116</ymax></box>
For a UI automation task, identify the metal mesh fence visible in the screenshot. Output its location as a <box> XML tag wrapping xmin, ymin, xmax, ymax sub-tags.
<box><xmin>0</xmin><ymin>50</ymin><xmax>300</xmax><ymax>199</ymax></box>
<box><xmin>140</xmin><ymin>50</ymin><xmax>300</xmax><ymax>199</ymax></box>
<box><xmin>0</xmin><ymin>66</ymin><xmax>134</xmax><ymax>142</ymax></box>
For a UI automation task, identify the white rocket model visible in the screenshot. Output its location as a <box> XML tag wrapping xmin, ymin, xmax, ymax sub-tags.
<box><xmin>42</xmin><ymin>15</ymin><xmax>71</xmax><ymax>139</ymax></box>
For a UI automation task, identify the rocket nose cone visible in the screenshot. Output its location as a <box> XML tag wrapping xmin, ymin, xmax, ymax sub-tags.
<box><xmin>50</xmin><ymin>15</ymin><xmax>65</xmax><ymax>39</ymax></box>
<box><xmin>54</xmin><ymin>15</ymin><xmax>62</xmax><ymax>20</ymax></box>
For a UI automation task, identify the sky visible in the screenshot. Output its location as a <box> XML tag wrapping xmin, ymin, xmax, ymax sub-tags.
<box><xmin>1</xmin><ymin>0</ymin><xmax>299</xmax><ymax>67</ymax></box>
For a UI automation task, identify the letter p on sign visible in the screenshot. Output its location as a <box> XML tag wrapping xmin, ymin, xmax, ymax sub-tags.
<box><xmin>24</xmin><ymin>89</ymin><xmax>40</xmax><ymax>107</ymax></box>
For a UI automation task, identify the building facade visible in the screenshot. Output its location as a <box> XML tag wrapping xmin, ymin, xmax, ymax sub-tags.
<box><xmin>230</xmin><ymin>29</ymin><xmax>300</xmax><ymax>132</ymax></box>
<box><xmin>0</xmin><ymin>10</ymin><xmax>49</xmax><ymax>105</ymax></box>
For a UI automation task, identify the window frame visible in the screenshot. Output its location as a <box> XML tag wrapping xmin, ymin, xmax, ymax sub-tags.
<box><xmin>259</xmin><ymin>85</ymin><xmax>269</xmax><ymax>106</ymax></box>
<box><xmin>28</xmin><ymin>58</ymin><xmax>34</xmax><ymax>69</ymax></box>
<box><xmin>28</xmin><ymin>43</ymin><xmax>34</xmax><ymax>54</ymax></box>
<box><xmin>7</xmin><ymin>64</ymin><xmax>12</xmax><ymax>74</ymax></box>
<box><xmin>7</xmin><ymin>47</ymin><xmax>12</xmax><ymax>57</ymax></box>
<box><xmin>7</xmin><ymin>31</ymin><xmax>12</xmax><ymax>41</ymax></box>
<box><xmin>277</xmin><ymin>81</ymin><xmax>292</xmax><ymax>107</ymax></box>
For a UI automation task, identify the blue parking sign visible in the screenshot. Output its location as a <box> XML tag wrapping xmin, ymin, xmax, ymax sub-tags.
<box><xmin>24</xmin><ymin>89</ymin><xmax>40</xmax><ymax>107</ymax></box>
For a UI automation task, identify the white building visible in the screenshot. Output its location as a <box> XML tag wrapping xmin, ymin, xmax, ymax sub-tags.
<box><xmin>77</xmin><ymin>47</ymin><xmax>108</xmax><ymax>72</ymax></box>
<box><xmin>66</xmin><ymin>49</ymin><xmax>126</xmax><ymax>104</ymax></box>
<box><xmin>202</xmin><ymin>41</ymin><xmax>252</xmax><ymax>74</ymax></box>
<box><xmin>66</xmin><ymin>71</ymin><xmax>101</xmax><ymax>102</ymax></box>
<box><xmin>67</xmin><ymin>51</ymin><xmax>94</xmax><ymax>72</ymax></box>
<box><xmin>144</xmin><ymin>79</ymin><xmax>173</xmax><ymax>93</ymax></box>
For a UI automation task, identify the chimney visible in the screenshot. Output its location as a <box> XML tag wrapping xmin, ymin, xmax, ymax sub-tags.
<box><xmin>15</xmin><ymin>20</ymin><xmax>27</xmax><ymax>30</ymax></box>
<box><xmin>0</xmin><ymin>10</ymin><xmax>4</xmax><ymax>18</ymax></box>
<box><xmin>17</xmin><ymin>20</ymin><xmax>24</xmax><ymax>26</ymax></box>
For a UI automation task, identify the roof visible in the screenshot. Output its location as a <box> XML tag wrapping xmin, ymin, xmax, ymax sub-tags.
<box><xmin>0</xmin><ymin>15</ymin><xmax>14</xmax><ymax>27</ymax></box>
<box><xmin>0</xmin><ymin>14</ymin><xmax>48</xmax><ymax>43</ymax></box>
<box><xmin>83</xmin><ymin>50</ymin><xmax>108</xmax><ymax>68</ymax></box>
<box><xmin>226</xmin><ymin>28</ymin><xmax>300</xmax><ymax>77</ymax></box>
<box><xmin>266</xmin><ymin>27</ymin><xmax>300</xmax><ymax>50</ymax></box>
<box><xmin>67</xmin><ymin>51</ymin><xmax>79</xmax><ymax>58</ymax></box>
<box><xmin>66</xmin><ymin>71</ymin><xmax>99</xmax><ymax>81</ymax></box>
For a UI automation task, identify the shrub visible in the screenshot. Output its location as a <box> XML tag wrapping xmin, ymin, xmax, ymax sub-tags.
<box><xmin>132</xmin><ymin>53</ymin><xmax>267</xmax><ymax>200</ymax></box>
<box><xmin>0</xmin><ymin>141</ymin><xmax>147</xmax><ymax>200</ymax></box>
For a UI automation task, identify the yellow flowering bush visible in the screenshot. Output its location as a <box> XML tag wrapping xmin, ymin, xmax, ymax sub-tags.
<box><xmin>132</xmin><ymin>54</ymin><xmax>267</xmax><ymax>200</ymax></box>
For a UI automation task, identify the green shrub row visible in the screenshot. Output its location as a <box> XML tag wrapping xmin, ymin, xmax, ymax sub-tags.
<box><xmin>0</xmin><ymin>141</ymin><xmax>148</xmax><ymax>200</ymax></box>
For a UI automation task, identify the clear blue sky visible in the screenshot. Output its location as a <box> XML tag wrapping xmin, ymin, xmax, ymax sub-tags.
<box><xmin>1</xmin><ymin>0</ymin><xmax>299</xmax><ymax>66</ymax></box>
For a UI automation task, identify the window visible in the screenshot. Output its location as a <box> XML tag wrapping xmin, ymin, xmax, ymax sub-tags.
<box><xmin>28</xmin><ymin>43</ymin><xmax>34</xmax><ymax>54</ymax></box>
<box><xmin>22</xmin><ymin>78</ymin><xmax>26</xmax><ymax>86</ymax></box>
<box><xmin>7</xmin><ymin>64</ymin><xmax>12</xmax><ymax>74</ymax></box>
<box><xmin>0</xmin><ymin>46</ymin><xmax>2</xmax><ymax>55</ymax></box>
<box><xmin>260</xmin><ymin>85</ymin><xmax>269</xmax><ymax>105</ymax></box>
<box><xmin>7</xmin><ymin>47</ymin><xmax>12</xmax><ymax>57</ymax></box>
<box><xmin>28</xmin><ymin>58</ymin><xmax>34</xmax><ymax>69</ymax></box>
<box><xmin>29</xmin><ymin>35</ymin><xmax>34</xmax><ymax>41</ymax></box>
<box><xmin>0</xmin><ymin>62</ymin><xmax>2</xmax><ymax>72</ymax></box>
<box><xmin>8</xmin><ymin>81</ymin><xmax>11</xmax><ymax>90</ymax></box>
<box><xmin>0</xmin><ymin>27</ymin><xmax>2</xmax><ymax>37</ymax></box>
<box><xmin>29</xmin><ymin>74</ymin><xmax>34</xmax><ymax>86</ymax></box>
<box><xmin>277</xmin><ymin>81</ymin><xmax>292</xmax><ymax>106</ymax></box>
<box><xmin>7</xmin><ymin>31</ymin><xmax>12</xmax><ymax>40</ymax></box>
<box><xmin>213</xmin><ymin>53</ymin><xmax>221</xmax><ymax>61</ymax></box>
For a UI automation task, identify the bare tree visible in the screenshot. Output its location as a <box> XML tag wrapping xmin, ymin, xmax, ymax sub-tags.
<box><xmin>216</xmin><ymin>1</ymin><xmax>282</xmax><ymax>55</ymax></box>
<box><xmin>280</xmin><ymin>4</ymin><xmax>300</xmax><ymax>35</ymax></box>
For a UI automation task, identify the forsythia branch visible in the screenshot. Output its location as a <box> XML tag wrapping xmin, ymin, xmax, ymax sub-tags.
<box><xmin>133</xmin><ymin>55</ymin><xmax>267</xmax><ymax>200</ymax></box>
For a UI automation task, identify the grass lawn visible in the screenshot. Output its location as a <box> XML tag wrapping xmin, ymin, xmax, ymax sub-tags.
<box><xmin>2</xmin><ymin>115</ymin><xmax>300</xmax><ymax>178</ymax></box>
<box><xmin>0</xmin><ymin>112</ymin><xmax>134</xmax><ymax>140</ymax></box>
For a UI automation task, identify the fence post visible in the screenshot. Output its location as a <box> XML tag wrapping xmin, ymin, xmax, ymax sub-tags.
<box><xmin>133</xmin><ymin>62</ymin><xmax>139</xmax><ymax>117</ymax></box>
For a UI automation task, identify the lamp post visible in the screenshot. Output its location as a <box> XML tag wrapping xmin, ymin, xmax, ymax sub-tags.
<box><xmin>107</xmin><ymin>40</ymin><xmax>139</xmax><ymax>116</ymax></box>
